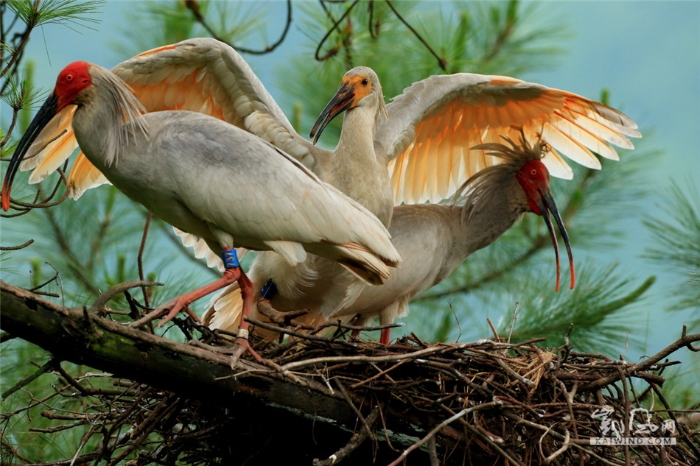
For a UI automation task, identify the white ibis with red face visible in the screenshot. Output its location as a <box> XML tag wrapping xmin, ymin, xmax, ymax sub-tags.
<box><xmin>204</xmin><ymin>135</ymin><xmax>576</xmax><ymax>344</ymax></box>
<box><xmin>1</xmin><ymin>61</ymin><xmax>401</xmax><ymax>362</ymax></box>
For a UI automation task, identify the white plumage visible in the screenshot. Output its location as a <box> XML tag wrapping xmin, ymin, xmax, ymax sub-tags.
<box><xmin>9</xmin><ymin>38</ymin><xmax>640</xmax><ymax>339</ymax></box>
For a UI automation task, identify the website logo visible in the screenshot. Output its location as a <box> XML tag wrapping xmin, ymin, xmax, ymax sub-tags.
<box><xmin>590</xmin><ymin>406</ymin><xmax>677</xmax><ymax>446</ymax></box>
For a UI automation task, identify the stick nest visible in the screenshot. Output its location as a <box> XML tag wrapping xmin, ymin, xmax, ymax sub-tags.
<box><xmin>2</xmin><ymin>310</ymin><xmax>699</xmax><ymax>466</ymax></box>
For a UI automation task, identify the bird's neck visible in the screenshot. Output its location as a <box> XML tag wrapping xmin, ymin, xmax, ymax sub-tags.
<box><xmin>71</xmin><ymin>75</ymin><xmax>146</xmax><ymax>170</ymax></box>
<box><xmin>72</xmin><ymin>95</ymin><xmax>121</xmax><ymax>170</ymax></box>
<box><xmin>328</xmin><ymin>107</ymin><xmax>393</xmax><ymax>226</ymax></box>
<box><xmin>455</xmin><ymin>178</ymin><xmax>528</xmax><ymax>258</ymax></box>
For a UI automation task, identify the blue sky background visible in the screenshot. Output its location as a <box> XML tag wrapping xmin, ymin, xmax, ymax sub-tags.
<box><xmin>4</xmin><ymin>1</ymin><xmax>699</xmax><ymax>360</ymax></box>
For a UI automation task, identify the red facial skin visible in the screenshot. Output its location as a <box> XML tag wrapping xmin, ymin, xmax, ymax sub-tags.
<box><xmin>310</xmin><ymin>75</ymin><xmax>372</xmax><ymax>144</ymax></box>
<box><xmin>55</xmin><ymin>61</ymin><xmax>93</xmax><ymax>110</ymax></box>
<box><xmin>515</xmin><ymin>159</ymin><xmax>550</xmax><ymax>215</ymax></box>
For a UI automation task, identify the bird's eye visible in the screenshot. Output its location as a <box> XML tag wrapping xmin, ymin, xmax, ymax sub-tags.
<box><xmin>530</xmin><ymin>169</ymin><xmax>537</xmax><ymax>176</ymax></box>
<box><xmin>361</xmin><ymin>78</ymin><xmax>369</xmax><ymax>85</ymax></box>
<box><xmin>65</xmin><ymin>74</ymin><xmax>73</xmax><ymax>82</ymax></box>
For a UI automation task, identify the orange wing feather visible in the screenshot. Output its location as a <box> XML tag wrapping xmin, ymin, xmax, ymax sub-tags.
<box><xmin>383</xmin><ymin>75</ymin><xmax>640</xmax><ymax>205</ymax></box>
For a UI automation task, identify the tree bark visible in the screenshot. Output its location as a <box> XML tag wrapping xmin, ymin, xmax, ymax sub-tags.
<box><xmin>0</xmin><ymin>281</ymin><xmax>360</xmax><ymax>421</ymax></box>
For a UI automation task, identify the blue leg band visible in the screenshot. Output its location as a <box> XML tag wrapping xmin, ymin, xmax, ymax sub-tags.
<box><xmin>261</xmin><ymin>279</ymin><xmax>278</xmax><ymax>299</ymax></box>
<box><xmin>221</xmin><ymin>249</ymin><xmax>240</xmax><ymax>269</ymax></box>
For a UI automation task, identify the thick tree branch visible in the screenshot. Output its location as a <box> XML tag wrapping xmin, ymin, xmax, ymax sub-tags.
<box><xmin>0</xmin><ymin>280</ymin><xmax>351</xmax><ymax>419</ymax></box>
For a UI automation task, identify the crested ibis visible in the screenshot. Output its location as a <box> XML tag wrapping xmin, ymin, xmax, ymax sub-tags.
<box><xmin>1</xmin><ymin>61</ymin><xmax>401</xmax><ymax>362</ymax></box>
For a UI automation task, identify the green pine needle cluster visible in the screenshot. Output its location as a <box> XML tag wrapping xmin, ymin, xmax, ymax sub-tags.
<box><xmin>6</xmin><ymin>0</ymin><xmax>102</xmax><ymax>31</ymax></box>
<box><xmin>645</xmin><ymin>180</ymin><xmax>700</xmax><ymax>321</ymax></box>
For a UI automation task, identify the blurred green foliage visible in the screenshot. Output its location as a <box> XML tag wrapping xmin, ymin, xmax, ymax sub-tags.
<box><xmin>1</xmin><ymin>1</ymin><xmax>697</xmax><ymax>463</ymax></box>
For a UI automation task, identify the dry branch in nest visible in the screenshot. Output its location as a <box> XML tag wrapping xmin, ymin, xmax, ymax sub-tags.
<box><xmin>1</xmin><ymin>280</ymin><xmax>699</xmax><ymax>465</ymax></box>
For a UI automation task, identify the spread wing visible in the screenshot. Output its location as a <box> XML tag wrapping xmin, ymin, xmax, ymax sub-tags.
<box><xmin>21</xmin><ymin>37</ymin><xmax>322</xmax><ymax>198</ymax></box>
<box><xmin>377</xmin><ymin>73</ymin><xmax>641</xmax><ymax>205</ymax></box>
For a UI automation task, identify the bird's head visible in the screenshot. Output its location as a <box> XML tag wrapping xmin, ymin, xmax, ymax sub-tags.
<box><xmin>2</xmin><ymin>62</ymin><xmax>93</xmax><ymax>211</ymax></box>
<box><xmin>2</xmin><ymin>62</ymin><xmax>145</xmax><ymax>211</ymax></box>
<box><xmin>55</xmin><ymin>61</ymin><xmax>94</xmax><ymax>108</ymax></box>
<box><xmin>310</xmin><ymin>66</ymin><xmax>386</xmax><ymax>145</ymax></box>
<box><xmin>467</xmin><ymin>133</ymin><xmax>575</xmax><ymax>292</ymax></box>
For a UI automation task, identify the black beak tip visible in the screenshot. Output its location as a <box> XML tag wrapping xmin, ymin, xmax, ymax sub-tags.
<box><xmin>1</xmin><ymin>92</ymin><xmax>60</xmax><ymax>212</ymax></box>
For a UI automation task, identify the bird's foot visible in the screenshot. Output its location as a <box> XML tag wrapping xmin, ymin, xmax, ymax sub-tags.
<box><xmin>129</xmin><ymin>299</ymin><xmax>200</xmax><ymax>329</ymax></box>
<box><xmin>155</xmin><ymin>297</ymin><xmax>202</xmax><ymax>328</ymax></box>
<box><xmin>229</xmin><ymin>330</ymin><xmax>265</xmax><ymax>368</ymax></box>
<box><xmin>257</xmin><ymin>299</ymin><xmax>309</xmax><ymax>326</ymax></box>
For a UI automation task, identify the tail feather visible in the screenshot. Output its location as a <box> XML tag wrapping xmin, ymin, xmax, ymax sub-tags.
<box><xmin>205</xmin><ymin>283</ymin><xmax>243</xmax><ymax>332</ymax></box>
<box><xmin>305</xmin><ymin>242</ymin><xmax>395</xmax><ymax>286</ymax></box>
<box><xmin>341</xmin><ymin>241</ymin><xmax>400</xmax><ymax>268</ymax></box>
<box><xmin>265</xmin><ymin>240</ymin><xmax>307</xmax><ymax>266</ymax></box>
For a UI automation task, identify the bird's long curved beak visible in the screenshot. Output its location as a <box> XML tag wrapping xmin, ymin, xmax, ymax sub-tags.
<box><xmin>2</xmin><ymin>93</ymin><xmax>59</xmax><ymax>211</ymax></box>
<box><xmin>310</xmin><ymin>81</ymin><xmax>355</xmax><ymax>145</ymax></box>
<box><xmin>538</xmin><ymin>189</ymin><xmax>576</xmax><ymax>292</ymax></box>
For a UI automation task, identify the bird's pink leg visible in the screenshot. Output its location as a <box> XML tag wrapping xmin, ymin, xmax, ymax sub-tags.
<box><xmin>157</xmin><ymin>269</ymin><xmax>239</xmax><ymax>327</ymax></box>
<box><xmin>157</xmin><ymin>248</ymin><xmax>263</xmax><ymax>366</ymax></box>
<box><xmin>350</xmin><ymin>325</ymin><xmax>390</xmax><ymax>344</ymax></box>
<box><xmin>229</xmin><ymin>267</ymin><xmax>265</xmax><ymax>367</ymax></box>
<box><xmin>379</xmin><ymin>327</ymin><xmax>391</xmax><ymax>345</ymax></box>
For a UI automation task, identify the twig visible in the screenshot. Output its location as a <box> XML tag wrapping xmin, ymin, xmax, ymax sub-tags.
<box><xmin>312</xmin><ymin>407</ymin><xmax>380</xmax><ymax>466</ymax></box>
<box><xmin>89</xmin><ymin>280</ymin><xmax>161</xmax><ymax>315</ymax></box>
<box><xmin>507</xmin><ymin>301</ymin><xmax>520</xmax><ymax>343</ymax></box>
<box><xmin>281</xmin><ymin>344</ymin><xmax>456</xmax><ymax>372</ymax></box>
<box><xmin>137</xmin><ymin>213</ymin><xmax>152</xmax><ymax>308</ymax></box>
<box><xmin>388</xmin><ymin>400</ymin><xmax>504</xmax><ymax>466</ymax></box>
<box><xmin>235</xmin><ymin>0</ymin><xmax>292</xmax><ymax>55</ymax></box>
<box><xmin>245</xmin><ymin>316</ymin><xmax>361</xmax><ymax>349</ymax></box>
<box><xmin>350</xmin><ymin>359</ymin><xmax>406</xmax><ymax>389</ymax></box>
<box><xmin>542</xmin><ymin>427</ymin><xmax>570</xmax><ymax>464</ymax></box>
<box><xmin>494</xmin><ymin>357</ymin><xmax>534</xmax><ymax>388</ymax></box>
<box><xmin>448</xmin><ymin>301</ymin><xmax>462</xmax><ymax>343</ymax></box>
<box><xmin>384</xmin><ymin>0</ymin><xmax>447</xmax><ymax>70</ymax></box>
<box><xmin>2</xmin><ymin>358</ymin><xmax>57</xmax><ymax>399</ymax></box>
<box><xmin>184</xmin><ymin>0</ymin><xmax>293</xmax><ymax>55</ymax></box>
<box><xmin>428</xmin><ymin>435</ymin><xmax>439</xmax><ymax>466</ymax></box>
<box><xmin>580</xmin><ymin>328</ymin><xmax>700</xmax><ymax>390</ymax></box>
<box><xmin>336</xmin><ymin>379</ymin><xmax>376</xmax><ymax>444</ymax></box>
<box><xmin>5</xmin><ymin>166</ymin><xmax>70</xmax><ymax>211</ymax></box>
<box><xmin>30</xmin><ymin>421</ymin><xmax>86</xmax><ymax>434</ymax></box>
<box><xmin>314</xmin><ymin>0</ymin><xmax>359</xmax><ymax>62</ymax></box>
<box><xmin>28</xmin><ymin>262</ymin><xmax>61</xmax><ymax>294</ymax></box>
<box><xmin>0</xmin><ymin>239</ymin><xmax>34</xmax><ymax>251</ymax></box>
<box><xmin>486</xmin><ymin>318</ymin><xmax>501</xmax><ymax>342</ymax></box>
